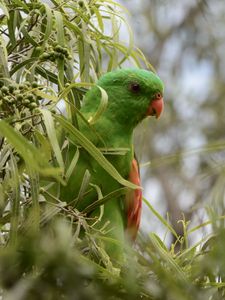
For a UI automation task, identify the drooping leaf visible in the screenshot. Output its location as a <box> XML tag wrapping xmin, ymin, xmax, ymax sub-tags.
<box><xmin>55</xmin><ymin>115</ymin><xmax>139</xmax><ymax>190</ymax></box>
<box><xmin>41</xmin><ymin>109</ymin><xmax>65</xmax><ymax>171</ymax></box>
<box><xmin>0</xmin><ymin>120</ymin><xmax>62</xmax><ymax>181</ymax></box>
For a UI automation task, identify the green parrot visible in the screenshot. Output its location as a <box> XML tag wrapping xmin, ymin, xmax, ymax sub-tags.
<box><xmin>59</xmin><ymin>68</ymin><xmax>164</xmax><ymax>263</ymax></box>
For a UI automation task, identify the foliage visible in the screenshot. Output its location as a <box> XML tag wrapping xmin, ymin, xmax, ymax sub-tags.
<box><xmin>0</xmin><ymin>0</ymin><xmax>225</xmax><ymax>299</ymax></box>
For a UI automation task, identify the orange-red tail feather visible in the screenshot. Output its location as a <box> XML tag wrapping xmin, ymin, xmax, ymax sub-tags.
<box><xmin>126</xmin><ymin>158</ymin><xmax>142</xmax><ymax>240</ymax></box>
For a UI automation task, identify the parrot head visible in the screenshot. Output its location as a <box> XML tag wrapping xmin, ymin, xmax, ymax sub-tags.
<box><xmin>84</xmin><ymin>68</ymin><xmax>164</xmax><ymax>128</ymax></box>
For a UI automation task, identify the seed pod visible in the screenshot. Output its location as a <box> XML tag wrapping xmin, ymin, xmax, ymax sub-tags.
<box><xmin>32</xmin><ymin>81</ymin><xmax>38</xmax><ymax>88</ymax></box>
<box><xmin>40</xmin><ymin>53</ymin><xmax>50</xmax><ymax>60</ymax></box>
<box><xmin>1</xmin><ymin>86</ymin><xmax>9</xmax><ymax>94</ymax></box>
<box><xmin>9</xmin><ymin>84</ymin><xmax>17</xmax><ymax>93</ymax></box>
<box><xmin>4</xmin><ymin>96</ymin><xmax>11</xmax><ymax>103</ymax></box>
<box><xmin>35</xmin><ymin>46</ymin><xmax>42</xmax><ymax>53</ymax></box>
<box><xmin>24</xmin><ymin>81</ymin><xmax>31</xmax><ymax>87</ymax></box>
<box><xmin>33</xmin><ymin>9</ymin><xmax>41</xmax><ymax>16</ymax></box>
<box><xmin>55</xmin><ymin>45</ymin><xmax>62</xmax><ymax>52</ymax></box>
<box><xmin>27</xmin><ymin>94</ymin><xmax>35</xmax><ymax>101</ymax></box>
<box><xmin>58</xmin><ymin>53</ymin><xmax>64</xmax><ymax>59</ymax></box>
<box><xmin>49</xmin><ymin>55</ymin><xmax>56</xmax><ymax>62</ymax></box>
<box><xmin>29</xmin><ymin>102</ymin><xmax>38</xmax><ymax>109</ymax></box>
<box><xmin>8</xmin><ymin>98</ymin><xmax>14</xmax><ymax>104</ymax></box>
<box><xmin>54</xmin><ymin>52</ymin><xmax>61</xmax><ymax>59</ymax></box>
<box><xmin>61</xmin><ymin>47</ymin><xmax>68</xmax><ymax>55</ymax></box>
<box><xmin>13</xmin><ymin>89</ymin><xmax>21</xmax><ymax>96</ymax></box>
<box><xmin>23</xmin><ymin>99</ymin><xmax>31</xmax><ymax>106</ymax></box>
<box><xmin>33</xmin><ymin>108</ymin><xmax>40</xmax><ymax>114</ymax></box>
<box><xmin>37</xmin><ymin>95</ymin><xmax>42</xmax><ymax>101</ymax></box>
<box><xmin>16</xmin><ymin>94</ymin><xmax>23</xmax><ymax>101</ymax></box>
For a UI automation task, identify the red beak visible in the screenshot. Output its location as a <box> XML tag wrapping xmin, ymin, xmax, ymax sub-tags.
<box><xmin>147</xmin><ymin>96</ymin><xmax>164</xmax><ymax>119</ymax></box>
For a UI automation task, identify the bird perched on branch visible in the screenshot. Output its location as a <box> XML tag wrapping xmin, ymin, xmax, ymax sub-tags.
<box><xmin>60</xmin><ymin>68</ymin><xmax>164</xmax><ymax>264</ymax></box>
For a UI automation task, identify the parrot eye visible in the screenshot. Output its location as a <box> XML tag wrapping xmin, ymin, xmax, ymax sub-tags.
<box><xmin>129</xmin><ymin>82</ymin><xmax>141</xmax><ymax>93</ymax></box>
<box><xmin>154</xmin><ymin>92</ymin><xmax>162</xmax><ymax>100</ymax></box>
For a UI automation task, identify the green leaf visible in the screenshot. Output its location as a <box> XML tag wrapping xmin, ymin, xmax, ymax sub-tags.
<box><xmin>10</xmin><ymin>58</ymin><xmax>37</xmax><ymax>76</ymax></box>
<box><xmin>19</xmin><ymin>22</ymin><xmax>39</xmax><ymax>47</ymax></box>
<box><xmin>34</xmin><ymin>130</ymin><xmax>52</xmax><ymax>161</ymax></box>
<box><xmin>36</xmin><ymin>66</ymin><xmax>58</xmax><ymax>84</ymax></box>
<box><xmin>64</xmin><ymin>19</ymin><xmax>82</xmax><ymax>36</ymax></box>
<box><xmin>34</xmin><ymin>90</ymin><xmax>57</xmax><ymax>102</ymax></box>
<box><xmin>88</xmin><ymin>86</ymin><xmax>108</xmax><ymax>125</ymax></box>
<box><xmin>54</xmin><ymin>11</ymin><xmax>65</xmax><ymax>87</ymax></box>
<box><xmin>149</xmin><ymin>233</ymin><xmax>188</xmax><ymax>284</ymax></box>
<box><xmin>27</xmin><ymin>166</ymin><xmax>40</xmax><ymax>231</ymax></box>
<box><xmin>73</xmin><ymin>169</ymin><xmax>91</xmax><ymax>207</ymax></box>
<box><xmin>0</xmin><ymin>120</ymin><xmax>62</xmax><ymax>181</ymax></box>
<box><xmin>79</xmin><ymin>21</ymin><xmax>91</xmax><ymax>82</ymax></box>
<box><xmin>54</xmin><ymin>11</ymin><xmax>65</xmax><ymax>46</ymax></box>
<box><xmin>42</xmin><ymin>3</ymin><xmax>53</xmax><ymax>42</ymax></box>
<box><xmin>11</xmin><ymin>0</ymin><xmax>29</xmax><ymax>11</ymax></box>
<box><xmin>0</xmin><ymin>40</ymin><xmax>10</xmax><ymax>80</ymax></box>
<box><xmin>92</xmin><ymin>6</ymin><xmax>104</xmax><ymax>32</ymax></box>
<box><xmin>98</xmin><ymin>147</ymin><xmax>130</xmax><ymax>155</ymax></box>
<box><xmin>83</xmin><ymin>187</ymin><xmax>128</xmax><ymax>214</ymax></box>
<box><xmin>59</xmin><ymin>82</ymin><xmax>93</xmax><ymax>100</ymax></box>
<box><xmin>143</xmin><ymin>197</ymin><xmax>179</xmax><ymax>239</ymax></box>
<box><xmin>40</xmin><ymin>109</ymin><xmax>65</xmax><ymax>171</ymax></box>
<box><xmin>65</xmin><ymin>147</ymin><xmax>80</xmax><ymax>180</ymax></box>
<box><xmin>55</xmin><ymin>115</ymin><xmax>139</xmax><ymax>190</ymax></box>
<box><xmin>9</xmin><ymin>153</ymin><xmax>20</xmax><ymax>245</ymax></box>
<box><xmin>0</xmin><ymin>3</ymin><xmax>9</xmax><ymax>19</ymax></box>
<box><xmin>40</xmin><ymin>201</ymin><xmax>67</xmax><ymax>226</ymax></box>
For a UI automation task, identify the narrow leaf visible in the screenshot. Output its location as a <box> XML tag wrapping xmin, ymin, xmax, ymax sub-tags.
<box><xmin>88</xmin><ymin>86</ymin><xmax>108</xmax><ymax>125</ymax></box>
<box><xmin>149</xmin><ymin>233</ymin><xmax>188</xmax><ymax>284</ymax></box>
<box><xmin>9</xmin><ymin>153</ymin><xmax>20</xmax><ymax>245</ymax></box>
<box><xmin>10</xmin><ymin>58</ymin><xmax>37</xmax><ymax>76</ymax></box>
<box><xmin>143</xmin><ymin>197</ymin><xmax>178</xmax><ymax>239</ymax></box>
<box><xmin>0</xmin><ymin>3</ymin><xmax>9</xmax><ymax>19</ymax></box>
<box><xmin>41</xmin><ymin>109</ymin><xmax>64</xmax><ymax>171</ymax></box>
<box><xmin>55</xmin><ymin>115</ymin><xmax>139</xmax><ymax>190</ymax></box>
<box><xmin>73</xmin><ymin>169</ymin><xmax>91</xmax><ymax>207</ymax></box>
<box><xmin>65</xmin><ymin>147</ymin><xmax>80</xmax><ymax>180</ymax></box>
<box><xmin>83</xmin><ymin>187</ymin><xmax>128</xmax><ymax>214</ymax></box>
<box><xmin>0</xmin><ymin>39</ymin><xmax>10</xmax><ymax>80</ymax></box>
<box><xmin>92</xmin><ymin>6</ymin><xmax>104</xmax><ymax>32</ymax></box>
<box><xmin>36</xmin><ymin>66</ymin><xmax>58</xmax><ymax>84</ymax></box>
<box><xmin>54</xmin><ymin>11</ymin><xmax>65</xmax><ymax>45</ymax></box>
<box><xmin>42</xmin><ymin>3</ymin><xmax>53</xmax><ymax>42</ymax></box>
<box><xmin>0</xmin><ymin>120</ymin><xmax>62</xmax><ymax>180</ymax></box>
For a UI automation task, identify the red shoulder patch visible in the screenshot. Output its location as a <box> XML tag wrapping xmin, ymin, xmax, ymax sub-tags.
<box><xmin>125</xmin><ymin>158</ymin><xmax>142</xmax><ymax>240</ymax></box>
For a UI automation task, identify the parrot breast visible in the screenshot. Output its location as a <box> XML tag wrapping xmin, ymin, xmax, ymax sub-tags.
<box><xmin>126</xmin><ymin>158</ymin><xmax>142</xmax><ymax>240</ymax></box>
